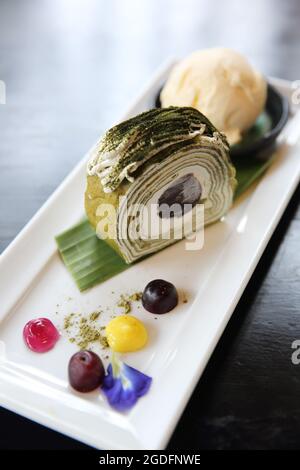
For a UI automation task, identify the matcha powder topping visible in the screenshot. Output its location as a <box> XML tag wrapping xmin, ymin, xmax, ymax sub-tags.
<box><xmin>63</xmin><ymin>311</ymin><xmax>108</xmax><ymax>350</ymax></box>
<box><xmin>116</xmin><ymin>292</ymin><xmax>142</xmax><ymax>315</ymax></box>
<box><xmin>61</xmin><ymin>292</ymin><xmax>142</xmax><ymax>350</ymax></box>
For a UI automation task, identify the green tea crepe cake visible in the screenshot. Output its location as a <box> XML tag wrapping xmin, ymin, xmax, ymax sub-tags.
<box><xmin>85</xmin><ymin>107</ymin><xmax>236</xmax><ymax>264</ymax></box>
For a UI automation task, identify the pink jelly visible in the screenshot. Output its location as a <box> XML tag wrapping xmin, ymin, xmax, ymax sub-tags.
<box><xmin>23</xmin><ymin>318</ymin><xmax>60</xmax><ymax>353</ymax></box>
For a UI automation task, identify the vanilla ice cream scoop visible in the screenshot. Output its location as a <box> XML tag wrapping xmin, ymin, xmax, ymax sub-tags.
<box><xmin>160</xmin><ymin>48</ymin><xmax>267</xmax><ymax>145</ymax></box>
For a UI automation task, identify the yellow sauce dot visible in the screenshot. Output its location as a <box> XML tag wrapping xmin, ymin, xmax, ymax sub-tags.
<box><xmin>105</xmin><ymin>315</ymin><xmax>148</xmax><ymax>353</ymax></box>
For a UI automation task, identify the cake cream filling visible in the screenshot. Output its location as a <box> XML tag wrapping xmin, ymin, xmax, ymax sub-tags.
<box><xmin>111</xmin><ymin>143</ymin><xmax>234</xmax><ymax>263</ymax></box>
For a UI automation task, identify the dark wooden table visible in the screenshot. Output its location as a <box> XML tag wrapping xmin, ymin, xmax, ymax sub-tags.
<box><xmin>0</xmin><ymin>0</ymin><xmax>300</xmax><ymax>450</ymax></box>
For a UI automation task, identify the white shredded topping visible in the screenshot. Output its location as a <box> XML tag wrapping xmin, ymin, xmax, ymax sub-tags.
<box><xmin>87</xmin><ymin>130</ymin><xmax>139</xmax><ymax>189</ymax></box>
<box><xmin>87</xmin><ymin>122</ymin><xmax>214</xmax><ymax>192</ymax></box>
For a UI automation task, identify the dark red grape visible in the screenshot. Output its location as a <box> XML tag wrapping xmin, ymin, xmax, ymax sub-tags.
<box><xmin>68</xmin><ymin>350</ymin><xmax>104</xmax><ymax>393</ymax></box>
<box><xmin>142</xmin><ymin>279</ymin><xmax>178</xmax><ymax>314</ymax></box>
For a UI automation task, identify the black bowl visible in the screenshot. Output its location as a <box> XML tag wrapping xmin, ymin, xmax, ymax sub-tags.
<box><xmin>155</xmin><ymin>83</ymin><xmax>289</xmax><ymax>161</ymax></box>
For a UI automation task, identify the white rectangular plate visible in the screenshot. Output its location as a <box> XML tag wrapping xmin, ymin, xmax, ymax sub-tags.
<box><xmin>0</xmin><ymin>63</ymin><xmax>300</xmax><ymax>450</ymax></box>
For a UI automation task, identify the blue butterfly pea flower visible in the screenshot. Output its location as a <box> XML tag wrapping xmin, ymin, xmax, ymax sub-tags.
<box><xmin>102</xmin><ymin>354</ymin><xmax>152</xmax><ymax>411</ymax></box>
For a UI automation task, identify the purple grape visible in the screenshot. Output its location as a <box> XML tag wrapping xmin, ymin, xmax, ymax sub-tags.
<box><xmin>68</xmin><ymin>350</ymin><xmax>104</xmax><ymax>393</ymax></box>
<box><xmin>142</xmin><ymin>279</ymin><xmax>178</xmax><ymax>314</ymax></box>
